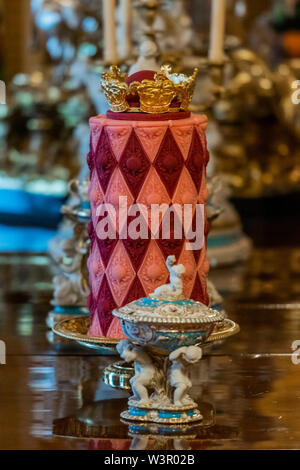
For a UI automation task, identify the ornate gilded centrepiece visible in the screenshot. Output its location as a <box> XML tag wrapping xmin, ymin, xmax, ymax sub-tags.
<box><xmin>101</xmin><ymin>65</ymin><xmax>198</xmax><ymax>113</ymax></box>
<box><xmin>113</xmin><ymin>255</ymin><xmax>233</xmax><ymax>425</ymax></box>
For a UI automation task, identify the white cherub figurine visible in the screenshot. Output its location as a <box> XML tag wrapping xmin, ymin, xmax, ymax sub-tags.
<box><xmin>117</xmin><ymin>339</ymin><xmax>161</xmax><ymax>406</ymax></box>
<box><xmin>168</xmin><ymin>346</ymin><xmax>202</xmax><ymax>407</ymax></box>
<box><xmin>51</xmin><ymin>238</ymin><xmax>88</xmax><ymax>307</ymax></box>
<box><xmin>151</xmin><ymin>255</ymin><xmax>185</xmax><ymax>300</ymax></box>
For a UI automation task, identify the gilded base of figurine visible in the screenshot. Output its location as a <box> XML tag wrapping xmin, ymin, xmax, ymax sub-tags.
<box><xmin>121</xmin><ymin>405</ymin><xmax>203</xmax><ymax>425</ymax></box>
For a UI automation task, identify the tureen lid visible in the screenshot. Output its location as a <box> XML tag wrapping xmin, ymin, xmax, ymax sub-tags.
<box><xmin>113</xmin><ymin>255</ymin><xmax>224</xmax><ymax>325</ymax></box>
<box><xmin>113</xmin><ymin>297</ymin><xmax>224</xmax><ymax>325</ymax></box>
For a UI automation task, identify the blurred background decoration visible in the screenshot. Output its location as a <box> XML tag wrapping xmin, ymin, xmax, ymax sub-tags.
<box><xmin>0</xmin><ymin>0</ymin><xmax>299</xmax><ymax>255</ymax></box>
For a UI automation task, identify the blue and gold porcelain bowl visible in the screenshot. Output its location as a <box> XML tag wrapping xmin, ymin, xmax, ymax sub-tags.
<box><xmin>113</xmin><ymin>297</ymin><xmax>224</xmax><ymax>355</ymax></box>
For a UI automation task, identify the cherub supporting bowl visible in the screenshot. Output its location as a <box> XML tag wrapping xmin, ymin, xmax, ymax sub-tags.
<box><xmin>113</xmin><ymin>297</ymin><xmax>224</xmax><ymax>355</ymax></box>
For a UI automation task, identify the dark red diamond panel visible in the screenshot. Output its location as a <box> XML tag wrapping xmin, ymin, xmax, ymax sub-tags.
<box><xmin>96</xmin><ymin>274</ymin><xmax>116</xmax><ymax>336</ymax></box>
<box><xmin>154</xmin><ymin>128</ymin><xmax>184</xmax><ymax>198</ymax></box>
<box><xmin>186</xmin><ymin>129</ymin><xmax>205</xmax><ymax>192</ymax></box>
<box><xmin>190</xmin><ymin>273</ymin><xmax>205</xmax><ymax>302</ymax></box>
<box><xmin>119</xmin><ymin>130</ymin><xmax>150</xmax><ymax>199</ymax></box>
<box><xmin>123</xmin><ymin>276</ymin><xmax>146</xmax><ymax>305</ymax></box>
<box><xmin>122</xmin><ymin>216</ymin><xmax>151</xmax><ymax>271</ymax></box>
<box><xmin>96</xmin><ymin>235</ymin><xmax>118</xmax><ymax>268</ymax></box>
<box><xmin>95</xmin><ymin>127</ymin><xmax>117</xmax><ymax>193</ymax></box>
<box><xmin>156</xmin><ymin>211</ymin><xmax>185</xmax><ymax>260</ymax></box>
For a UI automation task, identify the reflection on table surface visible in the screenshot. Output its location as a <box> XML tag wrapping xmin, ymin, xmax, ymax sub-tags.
<box><xmin>0</xmin><ymin>249</ymin><xmax>300</xmax><ymax>450</ymax></box>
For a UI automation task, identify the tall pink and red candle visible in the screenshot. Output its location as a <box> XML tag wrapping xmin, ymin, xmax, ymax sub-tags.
<box><xmin>87</xmin><ymin>108</ymin><xmax>210</xmax><ymax>339</ymax></box>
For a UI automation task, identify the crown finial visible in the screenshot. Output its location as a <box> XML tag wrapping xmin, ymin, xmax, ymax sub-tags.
<box><xmin>100</xmin><ymin>65</ymin><xmax>198</xmax><ymax>114</ymax></box>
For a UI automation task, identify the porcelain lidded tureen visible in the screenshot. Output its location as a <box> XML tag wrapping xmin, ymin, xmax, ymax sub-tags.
<box><xmin>114</xmin><ymin>255</ymin><xmax>224</xmax><ymax>355</ymax></box>
<box><xmin>113</xmin><ymin>255</ymin><xmax>225</xmax><ymax>425</ymax></box>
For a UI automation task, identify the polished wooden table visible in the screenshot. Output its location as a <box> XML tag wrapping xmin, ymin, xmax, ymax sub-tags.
<box><xmin>0</xmin><ymin>249</ymin><xmax>300</xmax><ymax>450</ymax></box>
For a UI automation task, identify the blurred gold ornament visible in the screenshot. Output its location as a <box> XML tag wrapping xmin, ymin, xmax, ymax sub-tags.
<box><xmin>100</xmin><ymin>65</ymin><xmax>198</xmax><ymax>114</ymax></box>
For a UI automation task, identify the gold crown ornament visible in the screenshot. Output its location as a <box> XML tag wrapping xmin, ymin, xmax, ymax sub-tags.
<box><xmin>100</xmin><ymin>65</ymin><xmax>198</xmax><ymax>114</ymax></box>
<box><xmin>101</xmin><ymin>65</ymin><xmax>130</xmax><ymax>113</ymax></box>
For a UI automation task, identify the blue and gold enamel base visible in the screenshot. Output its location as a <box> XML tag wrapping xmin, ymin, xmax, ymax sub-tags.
<box><xmin>124</xmin><ymin>420</ymin><xmax>199</xmax><ymax>438</ymax></box>
<box><xmin>121</xmin><ymin>404</ymin><xmax>203</xmax><ymax>425</ymax></box>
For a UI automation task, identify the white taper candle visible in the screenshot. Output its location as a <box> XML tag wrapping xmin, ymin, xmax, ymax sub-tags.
<box><xmin>103</xmin><ymin>0</ymin><xmax>118</xmax><ymax>64</ymax></box>
<box><xmin>118</xmin><ymin>0</ymin><xmax>132</xmax><ymax>60</ymax></box>
<box><xmin>209</xmin><ymin>0</ymin><xmax>226</xmax><ymax>64</ymax></box>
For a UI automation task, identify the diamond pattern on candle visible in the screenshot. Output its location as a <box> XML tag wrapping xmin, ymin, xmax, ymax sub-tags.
<box><xmin>87</xmin><ymin>242</ymin><xmax>105</xmax><ymax>298</ymax></box>
<box><xmin>156</xmin><ymin>213</ymin><xmax>185</xmax><ymax>261</ymax></box>
<box><xmin>87</xmin><ymin>117</ymin><xmax>211</xmax><ymax>339</ymax></box>
<box><xmin>196</xmin><ymin>125</ymin><xmax>210</xmax><ymax>167</ymax></box>
<box><xmin>138</xmin><ymin>240</ymin><xmax>169</xmax><ymax>294</ymax></box>
<box><xmin>134</xmin><ymin>125</ymin><xmax>168</xmax><ymax>162</ymax></box>
<box><xmin>119</xmin><ymin>130</ymin><xmax>151</xmax><ymax>199</ymax></box>
<box><xmin>122</xmin><ymin>234</ymin><xmax>151</xmax><ymax>271</ymax></box>
<box><xmin>198</xmin><ymin>172</ymin><xmax>209</xmax><ymax>204</ymax></box>
<box><xmin>89</xmin><ymin>171</ymin><xmax>105</xmax><ymax>229</ymax></box>
<box><xmin>95</xmin><ymin>274</ymin><xmax>117</xmax><ymax>336</ymax></box>
<box><xmin>89</xmin><ymin>170</ymin><xmax>104</xmax><ymax>206</ymax></box>
<box><xmin>91</xmin><ymin>123</ymin><xmax>103</xmax><ymax>154</ymax></box>
<box><xmin>154</xmin><ymin>129</ymin><xmax>184</xmax><ymax>198</ymax></box>
<box><xmin>95</xmin><ymin>127</ymin><xmax>117</xmax><ymax>193</ymax></box>
<box><xmin>178</xmin><ymin>247</ymin><xmax>197</xmax><ymax>298</ymax></box>
<box><xmin>196</xmin><ymin>246</ymin><xmax>209</xmax><ymax>305</ymax></box>
<box><xmin>170</xmin><ymin>125</ymin><xmax>194</xmax><ymax>160</ymax></box>
<box><xmin>197</xmin><ymin>246</ymin><xmax>210</xmax><ymax>276</ymax></box>
<box><xmin>96</xmin><ymin>236</ymin><xmax>118</xmax><ymax>268</ymax></box>
<box><xmin>106</xmin><ymin>316</ymin><xmax>127</xmax><ymax>339</ymax></box>
<box><xmin>105</xmin><ymin>168</ymin><xmax>134</xmax><ymax>206</ymax></box>
<box><xmin>88</xmin><ymin>312</ymin><xmax>104</xmax><ymax>337</ymax></box>
<box><xmin>190</xmin><ymin>272</ymin><xmax>205</xmax><ymax>302</ymax></box>
<box><xmin>123</xmin><ymin>276</ymin><xmax>146</xmax><ymax>305</ymax></box>
<box><xmin>172</xmin><ymin>166</ymin><xmax>198</xmax><ymax>207</ymax></box>
<box><xmin>137</xmin><ymin>167</ymin><xmax>171</xmax><ymax>208</ymax></box>
<box><xmin>188</xmin><ymin>211</ymin><xmax>209</xmax><ymax>264</ymax></box>
<box><xmin>105</xmin><ymin>168</ymin><xmax>134</xmax><ymax>235</ymax></box>
<box><xmin>106</xmin><ymin>125</ymin><xmax>132</xmax><ymax>161</ymax></box>
<box><xmin>186</xmin><ymin>129</ymin><xmax>205</xmax><ymax>192</ymax></box>
<box><xmin>106</xmin><ymin>241</ymin><xmax>135</xmax><ymax>305</ymax></box>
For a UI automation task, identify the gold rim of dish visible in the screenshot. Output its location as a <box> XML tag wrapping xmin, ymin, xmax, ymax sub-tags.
<box><xmin>53</xmin><ymin>316</ymin><xmax>239</xmax><ymax>348</ymax></box>
<box><xmin>53</xmin><ymin>316</ymin><xmax>119</xmax><ymax>346</ymax></box>
<box><xmin>206</xmin><ymin>318</ymin><xmax>240</xmax><ymax>342</ymax></box>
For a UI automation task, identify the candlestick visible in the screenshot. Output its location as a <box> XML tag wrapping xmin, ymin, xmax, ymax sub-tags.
<box><xmin>209</xmin><ymin>0</ymin><xmax>226</xmax><ymax>64</ymax></box>
<box><xmin>118</xmin><ymin>0</ymin><xmax>132</xmax><ymax>60</ymax></box>
<box><xmin>103</xmin><ymin>0</ymin><xmax>118</xmax><ymax>64</ymax></box>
